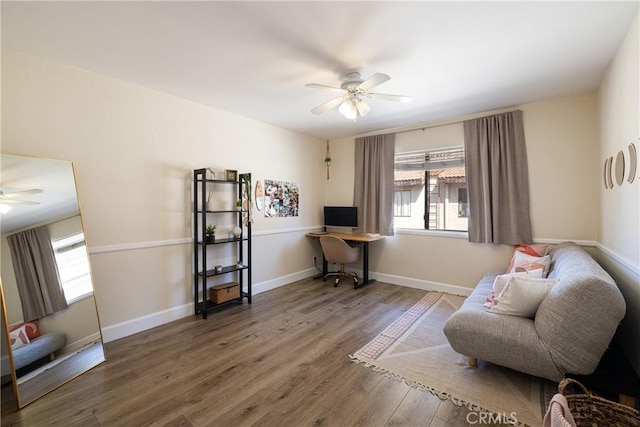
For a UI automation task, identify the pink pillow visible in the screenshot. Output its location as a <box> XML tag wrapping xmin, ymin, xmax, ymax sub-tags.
<box><xmin>10</xmin><ymin>321</ymin><xmax>40</xmax><ymax>340</ymax></box>
<box><xmin>508</xmin><ymin>252</ymin><xmax>551</xmax><ymax>277</ymax></box>
<box><xmin>506</xmin><ymin>244</ymin><xmax>549</xmax><ymax>272</ymax></box>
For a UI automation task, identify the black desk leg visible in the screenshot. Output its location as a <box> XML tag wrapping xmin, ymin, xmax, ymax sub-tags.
<box><xmin>312</xmin><ymin>254</ymin><xmax>328</xmax><ymax>280</ymax></box>
<box><xmin>356</xmin><ymin>242</ymin><xmax>373</xmax><ymax>288</ymax></box>
<box><xmin>322</xmin><ymin>255</ymin><xmax>328</xmax><ymax>279</ymax></box>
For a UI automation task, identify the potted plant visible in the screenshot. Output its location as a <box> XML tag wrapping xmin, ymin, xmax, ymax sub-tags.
<box><xmin>236</xmin><ymin>199</ymin><xmax>242</xmax><ymax>211</ymax></box>
<box><xmin>205</xmin><ymin>224</ymin><xmax>216</xmax><ymax>243</ymax></box>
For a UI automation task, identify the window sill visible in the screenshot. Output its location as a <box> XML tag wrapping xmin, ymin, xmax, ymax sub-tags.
<box><xmin>394</xmin><ymin>228</ymin><xmax>469</xmax><ymax>239</ymax></box>
<box><xmin>66</xmin><ymin>292</ymin><xmax>94</xmax><ymax>306</ymax></box>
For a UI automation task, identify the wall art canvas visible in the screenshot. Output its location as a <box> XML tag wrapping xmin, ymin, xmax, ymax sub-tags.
<box><xmin>264</xmin><ymin>179</ymin><xmax>299</xmax><ymax>218</ymax></box>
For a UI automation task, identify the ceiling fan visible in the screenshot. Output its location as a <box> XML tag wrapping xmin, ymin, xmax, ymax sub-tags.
<box><xmin>306</xmin><ymin>72</ymin><xmax>412</xmax><ymax>120</ymax></box>
<box><xmin>0</xmin><ymin>188</ymin><xmax>43</xmax><ymax>213</ymax></box>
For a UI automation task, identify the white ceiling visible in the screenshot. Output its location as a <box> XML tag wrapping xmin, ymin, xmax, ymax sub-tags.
<box><xmin>0</xmin><ymin>154</ymin><xmax>80</xmax><ymax>234</ymax></box>
<box><xmin>1</xmin><ymin>1</ymin><xmax>638</xmax><ymax>139</ymax></box>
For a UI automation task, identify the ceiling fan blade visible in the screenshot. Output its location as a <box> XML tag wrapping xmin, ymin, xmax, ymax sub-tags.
<box><xmin>305</xmin><ymin>83</ymin><xmax>345</xmax><ymax>93</ymax></box>
<box><xmin>0</xmin><ymin>188</ymin><xmax>43</xmax><ymax>198</ymax></box>
<box><xmin>367</xmin><ymin>92</ymin><xmax>413</xmax><ymax>103</ymax></box>
<box><xmin>358</xmin><ymin>73</ymin><xmax>390</xmax><ymax>91</ymax></box>
<box><xmin>311</xmin><ymin>97</ymin><xmax>345</xmax><ymax>115</ymax></box>
<box><xmin>1</xmin><ymin>199</ymin><xmax>40</xmax><ymax>205</ymax></box>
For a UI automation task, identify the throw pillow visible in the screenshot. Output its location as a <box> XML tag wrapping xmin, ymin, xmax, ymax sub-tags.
<box><xmin>508</xmin><ymin>251</ymin><xmax>551</xmax><ymax>277</ymax></box>
<box><xmin>9</xmin><ymin>325</ymin><xmax>30</xmax><ymax>350</ymax></box>
<box><xmin>506</xmin><ymin>244</ymin><xmax>549</xmax><ymax>272</ymax></box>
<box><xmin>10</xmin><ymin>321</ymin><xmax>40</xmax><ymax>340</ymax></box>
<box><xmin>488</xmin><ymin>276</ymin><xmax>557</xmax><ymax>318</ymax></box>
<box><xmin>484</xmin><ymin>269</ymin><xmax>544</xmax><ymax>308</ymax></box>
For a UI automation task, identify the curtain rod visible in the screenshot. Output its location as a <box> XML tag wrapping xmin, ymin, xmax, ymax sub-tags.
<box><xmin>355</xmin><ymin>105</ymin><xmax>518</xmax><ymax>138</ymax></box>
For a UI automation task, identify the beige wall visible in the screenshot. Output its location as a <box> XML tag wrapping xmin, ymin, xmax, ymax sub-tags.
<box><xmin>596</xmin><ymin>12</ymin><xmax>639</xmax><ymax>374</ymax></box>
<box><xmin>327</xmin><ymin>94</ymin><xmax>599</xmax><ymax>289</ymax></box>
<box><xmin>1</xmin><ymin>50</ymin><xmax>325</xmax><ymax>340</ymax></box>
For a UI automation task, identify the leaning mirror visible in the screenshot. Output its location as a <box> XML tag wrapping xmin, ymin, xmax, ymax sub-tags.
<box><xmin>0</xmin><ymin>153</ymin><xmax>105</xmax><ymax>408</ymax></box>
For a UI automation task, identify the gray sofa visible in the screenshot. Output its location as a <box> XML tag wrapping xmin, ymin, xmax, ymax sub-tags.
<box><xmin>443</xmin><ymin>242</ymin><xmax>626</xmax><ymax>382</ymax></box>
<box><xmin>1</xmin><ymin>332</ymin><xmax>66</xmax><ymax>383</ymax></box>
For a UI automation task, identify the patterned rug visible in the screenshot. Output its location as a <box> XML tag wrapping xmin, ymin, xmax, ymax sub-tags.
<box><xmin>350</xmin><ymin>292</ymin><xmax>553</xmax><ymax>427</ymax></box>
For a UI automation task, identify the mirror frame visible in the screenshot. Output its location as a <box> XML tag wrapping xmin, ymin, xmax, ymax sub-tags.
<box><xmin>0</xmin><ymin>152</ymin><xmax>105</xmax><ymax>409</ymax></box>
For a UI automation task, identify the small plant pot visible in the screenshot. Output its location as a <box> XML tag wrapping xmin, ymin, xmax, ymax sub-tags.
<box><xmin>205</xmin><ymin>236</ymin><xmax>215</xmax><ymax>244</ymax></box>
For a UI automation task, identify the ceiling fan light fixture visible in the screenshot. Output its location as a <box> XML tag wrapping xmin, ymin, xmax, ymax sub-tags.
<box><xmin>338</xmin><ymin>99</ymin><xmax>357</xmax><ymax>120</ymax></box>
<box><xmin>308</xmin><ymin>71</ymin><xmax>409</xmax><ymax>120</ymax></box>
<box><xmin>356</xmin><ymin>99</ymin><xmax>371</xmax><ymax>116</ymax></box>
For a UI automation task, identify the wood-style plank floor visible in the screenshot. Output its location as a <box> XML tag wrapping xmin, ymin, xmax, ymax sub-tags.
<box><xmin>1</xmin><ymin>278</ymin><xmax>480</xmax><ymax>427</ymax></box>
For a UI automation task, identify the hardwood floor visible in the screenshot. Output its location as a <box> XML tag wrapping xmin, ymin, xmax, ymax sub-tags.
<box><xmin>1</xmin><ymin>278</ymin><xmax>481</xmax><ymax>427</ymax></box>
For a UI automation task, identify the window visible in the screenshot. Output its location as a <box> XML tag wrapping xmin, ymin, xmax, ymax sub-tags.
<box><xmin>52</xmin><ymin>233</ymin><xmax>93</xmax><ymax>304</ymax></box>
<box><xmin>458</xmin><ymin>187</ymin><xmax>468</xmax><ymax>218</ymax></box>
<box><xmin>394</xmin><ymin>190</ymin><xmax>411</xmax><ymax>217</ymax></box>
<box><xmin>394</xmin><ymin>147</ymin><xmax>468</xmax><ymax>231</ymax></box>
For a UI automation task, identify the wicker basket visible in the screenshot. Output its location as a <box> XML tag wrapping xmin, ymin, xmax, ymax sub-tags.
<box><xmin>209</xmin><ymin>282</ymin><xmax>240</xmax><ymax>304</ymax></box>
<box><xmin>558</xmin><ymin>378</ymin><xmax>640</xmax><ymax>426</ymax></box>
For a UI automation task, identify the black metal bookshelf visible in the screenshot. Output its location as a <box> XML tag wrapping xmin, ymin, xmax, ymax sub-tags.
<box><xmin>193</xmin><ymin>168</ymin><xmax>252</xmax><ymax>319</ymax></box>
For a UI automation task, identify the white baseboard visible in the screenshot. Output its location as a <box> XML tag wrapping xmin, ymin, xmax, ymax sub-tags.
<box><xmin>62</xmin><ymin>332</ymin><xmax>102</xmax><ymax>355</ymax></box>
<box><xmin>372</xmin><ymin>272</ymin><xmax>473</xmax><ymax>296</ymax></box>
<box><xmin>252</xmin><ymin>268</ymin><xmax>318</xmax><ymax>295</ymax></box>
<box><xmin>101</xmin><ymin>303</ymin><xmax>193</xmax><ymax>343</ymax></box>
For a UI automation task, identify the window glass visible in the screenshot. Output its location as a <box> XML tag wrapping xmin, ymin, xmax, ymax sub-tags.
<box><xmin>52</xmin><ymin>233</ymin><xmax>93</xmax><ymax>304</ymax></box>
<box><xmin>394</xmin><ymin>147</ymin><xmax>468</xmax><ymax>231</ymax></box>
<box><xmin>394</xmin><ymin>190</ymin><xmax>411</xmax><ymax>217</ymax></box>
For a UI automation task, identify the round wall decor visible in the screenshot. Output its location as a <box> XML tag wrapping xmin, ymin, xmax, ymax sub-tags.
<box><xmin>628</xmin><ymin>142</ymin><xmax>637</xmax><ymax>184</ymax></box>
<box><xmin>615</xmin><ymin>150</ymin><xmax>625</xmax><ymax>186</ymax></box>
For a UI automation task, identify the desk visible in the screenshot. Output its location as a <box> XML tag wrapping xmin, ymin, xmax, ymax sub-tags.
<box><xmin>306</xmin><ymin>231</ymin><xmax>384</xmax><ymax>288</ymax></box>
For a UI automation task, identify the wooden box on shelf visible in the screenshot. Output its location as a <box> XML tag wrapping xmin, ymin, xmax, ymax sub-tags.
<box><xmin>209</xmin><ymin>282</ymin><xmax>240</xmax><ymax>304</ymax></box>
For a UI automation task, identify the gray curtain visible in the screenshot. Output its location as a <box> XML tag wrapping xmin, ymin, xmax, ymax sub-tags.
<box><xmin>463</xmin><ymin>110</ymin><xmax>532</xmax><ymax>244</ymax></box>
<box><xmin>7</xmin><ymin>226</ymin><xmax>68</xmax><ymax>321</ymax></box>
<box><xmin>353</xmin><ymin>133</ymin><xmax>395</xmax><ymax>236</ymax></box>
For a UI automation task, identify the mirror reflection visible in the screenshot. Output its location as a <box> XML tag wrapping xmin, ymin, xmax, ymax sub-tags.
<box><xmin>0</xmin><ymin>153</ymin><xmax>105</xmax><ymax>408</ymax></box>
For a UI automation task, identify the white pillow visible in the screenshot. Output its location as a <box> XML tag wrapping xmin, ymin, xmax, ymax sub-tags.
<box><xmin>483</xmin><ymin>269</ymin><xmax>544</xmax><ymax>309</ymax></box>
<box><xmin>9</xmin><ymin>325</ymin><xmax>30</xmax><ymax>350</ymax></box>
<box><xmin>492</xmin><ymin>269</ymin><xmax>544</xmax><ymax>296</ymax></box>
<box><xmin>488</xmin><ymin>276</ymin><xmax>557</xmax><ymax>318</ymax></box>
<box><xmin>508</xmin><ymin>251</ymin><xmax>551</xmax><ymax>277</ymax></box>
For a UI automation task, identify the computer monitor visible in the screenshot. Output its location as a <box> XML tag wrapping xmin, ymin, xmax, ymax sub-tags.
<box><xmin>323</xmin><ymin>206</ymin><xmax>358</xmax><ymax>228</ymax></box>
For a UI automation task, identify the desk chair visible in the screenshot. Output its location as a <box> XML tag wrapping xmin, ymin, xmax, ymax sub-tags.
<box><xmin>319</xmin><ymin>235</ymin><xmax>361</xmax><ymax>287</ymax></box>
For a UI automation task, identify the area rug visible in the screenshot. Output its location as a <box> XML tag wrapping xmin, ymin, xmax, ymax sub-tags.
<box><xmin>350</xmin><ymin>292</ymin><xmax>554</xmax><ymax>427</ymax></box>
